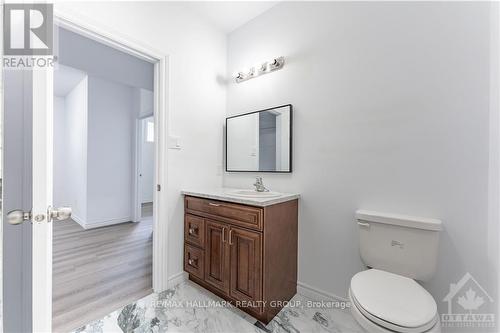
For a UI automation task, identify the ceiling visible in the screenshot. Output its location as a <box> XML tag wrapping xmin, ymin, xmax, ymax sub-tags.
<box><xmin>183</xmin><ymin>1</ymin><xmax>278</xmax><ymax>33</ymax></box>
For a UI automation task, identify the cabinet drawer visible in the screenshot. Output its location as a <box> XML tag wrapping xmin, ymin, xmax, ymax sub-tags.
<box><xmin>185</xmin><ymin>214</ymin><xmax>205</xmax><ymax>248</ymax></box>
<box><xmin>184</xmin><ymin>245</ymin><xmax>204</xmax><ymax>280</ymax></box>
<box><xmin>185</xmin><ymin>196</ymin><xmax>263</xmax><ymax>231</ymax></box>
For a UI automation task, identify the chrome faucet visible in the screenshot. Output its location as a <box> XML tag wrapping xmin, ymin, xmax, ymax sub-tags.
<box><xmin>253</xmin><ymin>177</ymin><xmax>269</xmax><ymax>192</ymax></box>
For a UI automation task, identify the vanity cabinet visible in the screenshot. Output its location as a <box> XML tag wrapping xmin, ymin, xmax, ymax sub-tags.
<box><xmin>183</xmin><ymin>195</ymin><xmax>298</xmax><ymax>324</ymax></box>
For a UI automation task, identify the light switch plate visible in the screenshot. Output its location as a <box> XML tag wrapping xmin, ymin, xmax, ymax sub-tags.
<box><xmin>168</xmin><ymin>135</ymin><xmax>181</xmax><ymax>150</ymax></box>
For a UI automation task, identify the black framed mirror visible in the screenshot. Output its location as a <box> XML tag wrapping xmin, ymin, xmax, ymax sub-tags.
<box><xmin>226</xmin><ymin>104</ymin><xmax>292</xmax><ymax>173</ymax></box>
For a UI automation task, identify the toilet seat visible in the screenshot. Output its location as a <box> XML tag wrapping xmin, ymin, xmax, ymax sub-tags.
<box><xmin>349</xmin><ymin>269</ymin><xmax>439</xmax><ymax>333</ymax></box>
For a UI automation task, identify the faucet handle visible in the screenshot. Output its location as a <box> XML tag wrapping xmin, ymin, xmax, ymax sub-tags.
<box><xmin>253</xmin><ymin>176</ymin><xmax>269</xmax><ymax>192</ymax></box>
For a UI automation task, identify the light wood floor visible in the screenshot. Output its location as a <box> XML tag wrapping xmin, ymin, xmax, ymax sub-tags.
<box><xmin>52</xmin><ymin>208</ymin><xmax>153</xmax><ymax>332</ymax></box>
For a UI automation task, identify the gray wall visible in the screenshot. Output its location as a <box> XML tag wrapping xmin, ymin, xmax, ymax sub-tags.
<box><xmin>224</xmin><ymin>1</ymin><xmax>498</xmax><ymax>322</ymax></box>
<box><xmin>86</xmin><ymin>76</ymin><xmax>135</xmax><ymax>226</ymax></box>
<box><xmin>3</xmin><ymin>70</ymin><xmax>32</xmax><ymax>333</ymax></box>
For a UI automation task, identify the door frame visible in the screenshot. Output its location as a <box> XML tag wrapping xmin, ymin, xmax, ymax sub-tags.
<box><xmin>133</xmin><ymin>115</ymin><xmax>154</xmax><ymax>222</ymax></box>
<box><xmin>35</xmin><ymin>10</ymin><xmax>170</xmax><ymax>330</ymax></box>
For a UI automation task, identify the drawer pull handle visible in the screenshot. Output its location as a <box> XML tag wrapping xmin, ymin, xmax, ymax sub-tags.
<box><xmin>208</xmin><ymin>202</ymin><xmax>221</xmax><ymax>207</ymax></box>
<box><xmin>222</xmin><ymin>227</ymin><xmax>227</xmax><ymax>243</ymax></box>
<box><xmin>229</xmin><ymin>229</ymin><xmax>233</xmax><ymax>245</ymax></box>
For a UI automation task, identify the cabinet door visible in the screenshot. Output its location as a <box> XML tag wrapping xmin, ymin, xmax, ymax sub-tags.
<box><xmin>229</xmin><ymin>227</ymin><xmax>262</xmax><ymax>307</ymax></box>
<box><xmin>205</xmin><ymin>219</ymin><xmax>230</xmax><ymax>293</ymax></box>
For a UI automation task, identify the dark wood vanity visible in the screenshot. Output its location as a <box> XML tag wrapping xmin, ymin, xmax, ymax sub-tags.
<box><xmin>183</xmin><ymin>194</ymin><xmax>298</xmax><ymax>323</ymax></box>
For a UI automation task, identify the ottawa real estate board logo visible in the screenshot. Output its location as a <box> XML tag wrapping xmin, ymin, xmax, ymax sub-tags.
<box><xmin>442</xmin><ymin>272</ymin><xmax>495</xmax><ymax>329</ymax></box>
<box><xmin>3</xmin><ymin>3</ymin><xmax>55</xmax><ymax>69</ymax></box>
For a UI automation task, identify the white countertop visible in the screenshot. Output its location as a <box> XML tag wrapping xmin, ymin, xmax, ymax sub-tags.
<box><xmin>181</xmin><ymin>188</ymin><xmax>300</xmax><ymax>207</ymax></box>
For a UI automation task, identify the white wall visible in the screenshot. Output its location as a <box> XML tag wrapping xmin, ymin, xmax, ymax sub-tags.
<box><xmin>55</xmin><ymin>1</ymin><xmax>226</xmax><ymax>280</ymax></box>
<box><xmin>225</xmin><ymin>1</ymin><xmax>498</xmax><ymax>318</ymax></box>
<box><xmin>57</xmin><ymin>27</ymin><xmax>153</xmax><ymax>91</ymax></box>
<box><xmin>63</xmin><ymin>76</ymin><xmax>88</xmax><ymax>224</ymax></box>
<box><xmin>489</xmin><ymin>2</ymin><xmax>500</xmax><ymax>323</ymax></box>
<box><xmin>86</xmin><ymin>76</ymin><xmax>135</xmax><ymax>227</ymax></box>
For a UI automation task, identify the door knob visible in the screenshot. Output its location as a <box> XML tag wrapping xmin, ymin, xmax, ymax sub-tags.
<box><xmin>7</xmin><ymin>210</ymin><xmax>32</xmax><ymax>225</ymax></box>
<box><xmin>48</xmin><ymin>206</ymin><xmax>72</xmax><ymax>222</ymax></box>
<box><xmin>7</xmin><ymin>206</ymin><xmax>71</xmax><ymax>225</ymax></box>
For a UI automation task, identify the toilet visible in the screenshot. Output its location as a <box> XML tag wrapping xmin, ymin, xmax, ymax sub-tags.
<box><xmin>350</xmin><ymin>210</ymin><xmax>443</xmax><ymax>333</ymax></box>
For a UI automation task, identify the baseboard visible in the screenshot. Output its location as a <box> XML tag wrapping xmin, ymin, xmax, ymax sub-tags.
<box><xmin>83</xmin><ymin>216</ymin><xmax>133</xmax><ymax>229</ymax></box>
<box><xmin>167</xmin><ymin>271</ymin><xmax>188</xmax><ymax>289</ymax></box>
<box><xmin>71</xmin><ymin>214</ymin><xmax>87</xmax><ymax>228</ymax></box>
<box><xmin>297</xmin><ymin>281</ymin><xmax>349</xmax><ymax>303</ymax></box>
<box><xmin>163</xmin><ymin>273</ymin><xmax>349</xmax><ymax>305</ymax></box>
<box><xmin>161</xmin><ymin>270</ymin><xmax>350</xmax><ymax>308</ymax></box>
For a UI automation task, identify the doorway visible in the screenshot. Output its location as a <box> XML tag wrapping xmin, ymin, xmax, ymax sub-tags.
<box><xmin>51</xmin><ymin>26</ymin><xmax>156</xmax><ymax>332</ymax></box>
<box><xmin>136</xmin><ymin>115</ymin><xmax>155</xmax><ymax>222</ymax></box>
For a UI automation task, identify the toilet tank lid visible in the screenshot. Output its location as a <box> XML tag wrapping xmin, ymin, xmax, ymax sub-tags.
<box><xmin>355</xmin><ymin>210</ymin><xmax>442</xmax><ymax>231</ymax></box>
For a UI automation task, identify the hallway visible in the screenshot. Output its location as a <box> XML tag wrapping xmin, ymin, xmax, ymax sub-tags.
<box><xmin>52</xmin><ymin>211</ymin><xmax>153</xmax><ymax>332</ymax></box>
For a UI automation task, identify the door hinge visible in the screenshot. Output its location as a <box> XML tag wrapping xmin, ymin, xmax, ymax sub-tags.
<box><xmin>157</xmin><ymin>184</ymin><xmax>161</xmax><ymax>191</ymax></box>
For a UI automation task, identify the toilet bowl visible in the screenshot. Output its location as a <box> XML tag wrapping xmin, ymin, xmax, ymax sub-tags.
<box><xmin>352</xmin><ymin>210</ymin><xmax>443</xmax><ymax>333</ymax></box>
<box><xmin>348</xmin><ymin>269</ymin><xmax>440</xmax><ymax>333</ymax></box>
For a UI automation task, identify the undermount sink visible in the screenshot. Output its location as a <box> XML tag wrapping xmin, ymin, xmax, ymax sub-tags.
<box><xmin>228</xmin><ymin>189</ymin><xmax>282</xmax><ymax>198</ymax></box>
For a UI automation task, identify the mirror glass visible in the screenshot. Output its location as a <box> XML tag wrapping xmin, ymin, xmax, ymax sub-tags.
<box><xmin>226</xmin><ymin>105</ymin><xmax>292</xmax><ymax>173</ymax></box>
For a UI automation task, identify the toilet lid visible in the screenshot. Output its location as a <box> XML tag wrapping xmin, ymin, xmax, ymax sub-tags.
<box><xmin>350</xmin><ymin>269</ymin><xmax>437</xmax><ymax>329</ymax></box>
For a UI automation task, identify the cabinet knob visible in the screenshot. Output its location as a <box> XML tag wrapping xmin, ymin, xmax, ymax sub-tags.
<box><xmin>188</xmin><ymin>258</ymin><xmax>197</xmax><ymax>266</ymax></box>
<box><xmin>189</xmin><ymin>228</ymin><xmax>195</xmax><ymax>235</ymax></box>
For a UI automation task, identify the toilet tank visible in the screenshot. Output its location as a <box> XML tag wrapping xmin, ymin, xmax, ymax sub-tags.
<box><xmin>355</xmin><ymin>210</ymin><xmax>442</xmax><ymax>282</ymax></box>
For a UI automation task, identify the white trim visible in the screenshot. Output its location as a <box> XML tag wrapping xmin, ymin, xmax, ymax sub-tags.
<box><xmin>83</xmin><ymin>217</ymin><xmax>134</xmax><ymax>230</ymax></box>
<box><xmin>153</xmin><ymin>54</ymin><xmax>170</xmax><ymax>292</ymax></box>
<box><xmin>297</xmin><ymin>281</ymin><xmax>349</xmax><ymax>303</ymax></box>
<box><xmin>167</xmin><ymin>272</ymin><xmax>188</xmax><ymax>289</ymax></box>
<box><xmin>71</xmin><ymin>214</ymin><xmax>86</xmax><ymax>228</ymax></box>
<box><xmin>32</xmin><ymin>65</ymin><xmax>54</xmax><ymax>333</ymax></box>
<box><xmin>53</xmin><ymin>12</ymin><xmax>164</xmax><ymax>63</ymax></box>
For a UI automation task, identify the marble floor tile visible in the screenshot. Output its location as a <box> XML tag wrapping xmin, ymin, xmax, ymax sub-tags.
<box><xmin>265</xmin><ymin>294</ymin><xmax>365</xmax><ymax>333</ymax></box>
<box><xmin>74</xmin><ymin>281</ymin><xmax>365</xmax><ymax>333</ymax></box>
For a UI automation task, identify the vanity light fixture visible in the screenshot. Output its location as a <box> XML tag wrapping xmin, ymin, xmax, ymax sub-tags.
<box><xmin>235</xmin><ymin>56</ymin><xmax>285</xmax><ymax>83</ymax></box>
